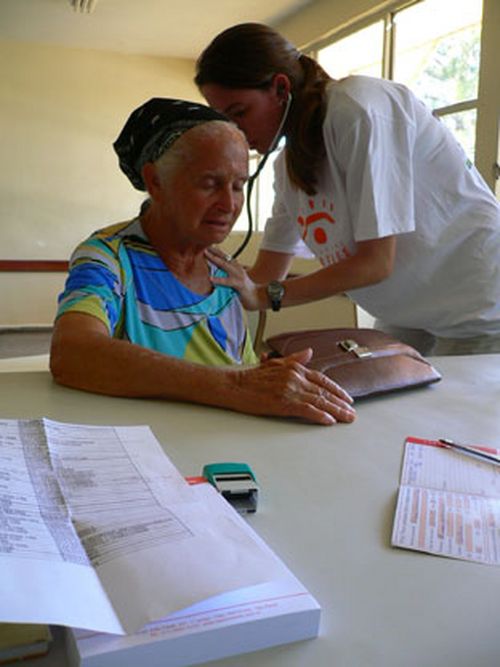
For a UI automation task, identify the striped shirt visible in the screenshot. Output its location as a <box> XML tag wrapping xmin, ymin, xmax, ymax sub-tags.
<box><xmin>57</xmin><ymin>218</ymin><xmax>257</xmax><ymax>366</ymax></box>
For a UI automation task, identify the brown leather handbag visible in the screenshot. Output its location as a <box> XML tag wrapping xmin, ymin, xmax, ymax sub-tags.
<box><xmin>266</xmin><ymin>327</ymin><xmax>442</xmax><ymax>399</ymax></box>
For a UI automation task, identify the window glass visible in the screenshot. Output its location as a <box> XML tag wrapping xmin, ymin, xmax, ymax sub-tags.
<box><xmin>233</xmin><ymin>147</ymin><xmax>282</xmax><ymax>232</ymax></box>
<box><xmin>256</xmin><ymin>146</ymin><xmax>281</xmax><ymax>230</ymax></box>
<box><xmin>232</xmin><ymin>153</ymin><xmax>259</xmax><ymax>232</ymax></box>
<box><xmin>317</xmin><ymin>21</ymin><xmax>384</xmax><ymax>79</ymax></box>
<box><xmin>393</xmin><ymin>0</ymin><xmax>482</xmax><ymax>110</ymax></box>
<box><xmin>437</xmin><ymin>108</ymin><xmax>477</xmax><ymax>162</ymax></box>
<box><xmin>232</xmin><ymin>198</ymin><xmax>249</xmax><ymax>232</ymax></box>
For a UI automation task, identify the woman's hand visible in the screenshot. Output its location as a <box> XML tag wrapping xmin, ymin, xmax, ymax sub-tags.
<box><xmin>205</xmin><ymin>247</ymin><xmax>262</xmax><ymax>311</ymax></box>
<box><xmin>229</xmin><ymin>348</ymin><xmax>356</xmax><ymax>425</ymax></box>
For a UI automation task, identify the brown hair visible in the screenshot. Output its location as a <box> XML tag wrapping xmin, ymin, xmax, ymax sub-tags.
<box><xmin>195</xmin><ymin>23</ymin><xmax>332</xmax><ymax>195</ymax></box>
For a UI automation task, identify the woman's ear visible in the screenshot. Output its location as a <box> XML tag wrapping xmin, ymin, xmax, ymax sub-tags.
<box><xmin>273</xmin><ymin>73</ymin><xmax>291</xmax><ymax>102</ymax></box>
<box><xmin>141</xmin><ymin>162</ymin><xmax>162</xmax><ymax>199</ymax></box>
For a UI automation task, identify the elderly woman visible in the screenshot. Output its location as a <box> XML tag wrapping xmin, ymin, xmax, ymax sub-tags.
<box><xmin>50</xmin><ymin>98</ymin><xmax>355</xmax><ymax>425</ymax></box>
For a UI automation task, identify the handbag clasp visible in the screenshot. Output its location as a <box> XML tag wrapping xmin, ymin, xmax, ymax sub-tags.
<box><xmin>338</xmin><ymin>339</ymin><xmax>372</xmax><ymax>358</ymax></box>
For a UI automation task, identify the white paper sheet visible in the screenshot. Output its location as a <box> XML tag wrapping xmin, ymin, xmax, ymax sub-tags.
<box><xmin>392</xmin><ymin>436</ymin><xmax>500</xmax><ymax>565</ymax></box>
<box><xmin>67</xmin><ymin>483</ymin><xmax>321</xmax><ymax>667</ymax></box>
<box><xmin>0</xmin><ymin>418</ymin><xmax>283</xmax><ymax>633</ymax></box>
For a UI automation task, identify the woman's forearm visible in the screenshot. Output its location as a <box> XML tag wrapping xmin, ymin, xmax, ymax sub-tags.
<box><xmin>50</xmin><ymin>314</ymin><xmax>356</xmax><ymax>425</ymax></box>
<box><xmin>255</xmin><ymin>236</ymin><xmax>397</xmax><ymax>309</ymax></box>
<box><xmin>50</xmin><ymin>325</ymin><xmax>237</xmax><ymax>405</ymax></box>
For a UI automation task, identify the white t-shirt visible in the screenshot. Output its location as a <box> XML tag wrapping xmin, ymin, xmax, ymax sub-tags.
<box><xmin>261</xmin><ymin>76</ymin><xmax>500</xmax><ymax>338</ymax></box>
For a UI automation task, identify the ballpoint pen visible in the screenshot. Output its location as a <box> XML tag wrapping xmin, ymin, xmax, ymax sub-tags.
<box><xmin>438</xmin><ymin>438</ymin><xmax>500</xmax><ymax>466</ymax></box>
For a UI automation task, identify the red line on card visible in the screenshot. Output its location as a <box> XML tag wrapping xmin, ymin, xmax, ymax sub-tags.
<box><xmin>418</xmin><ymin>490</ymin><xmax>428</xmax><ymax>549</ymax></box>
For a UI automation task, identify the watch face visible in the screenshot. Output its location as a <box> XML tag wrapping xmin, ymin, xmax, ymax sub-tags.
<box><xmin>268</xmin><ymin>281</ymin><xmax>284</xmax><ymax>299</ymax></box>
<box><xmin>268</xmin><ymin>281</ymin><xmax>284</xmax><ymax>311</ymax></box>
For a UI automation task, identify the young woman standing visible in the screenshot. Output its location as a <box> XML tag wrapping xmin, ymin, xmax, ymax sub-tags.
<box><xmin>196</xmin><ymin>23</ymin><xmax>500</xmax><ymax>356</ymax></box>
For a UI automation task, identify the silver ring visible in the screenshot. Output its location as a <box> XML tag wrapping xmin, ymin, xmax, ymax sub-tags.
<box><xmin>224</xmin><ymin>254</ymin><xmax>233</xmax><ymax>262</ymax></box>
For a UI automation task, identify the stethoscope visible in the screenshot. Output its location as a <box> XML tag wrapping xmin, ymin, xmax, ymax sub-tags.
<box><xmin>232</xmin><ymin>92</ymin><xmax>293</xmax><ymax>259</ymax></box>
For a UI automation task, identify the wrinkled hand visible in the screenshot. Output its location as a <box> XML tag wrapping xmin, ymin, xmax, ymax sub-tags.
<box><xmin>205</xmin><ymin>247</ymin><xmax>262</xmax><ymax>311</ymax></box>
<box><xmin>231</xmin><ymin>348</ymin><xmax>356</xmax><ymax>426</ymax></box>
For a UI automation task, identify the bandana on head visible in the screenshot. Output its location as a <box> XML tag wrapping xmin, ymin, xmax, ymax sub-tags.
<box><xmin>113</xmin><ymin>98</ymin><xmax>230</xmax><ymax>190</ymax></box>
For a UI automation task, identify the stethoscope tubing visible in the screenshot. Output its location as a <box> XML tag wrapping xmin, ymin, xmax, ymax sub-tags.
<box><xmin>232</xmin><ymin>93</ymin><xmax>293</xmax><ymax>259</ymax></box>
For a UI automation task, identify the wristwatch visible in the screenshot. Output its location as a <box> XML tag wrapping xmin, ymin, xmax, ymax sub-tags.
<box><xmin>267</xmin><ymin>280</ymin><xmax>285</xmax><ymax>312</ymax></box>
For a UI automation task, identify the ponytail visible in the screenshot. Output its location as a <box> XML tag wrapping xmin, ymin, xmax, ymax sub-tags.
<box><xmin>285</xmin><ymin>54</ymin><xmax>330</xmax><ymax>195</ymax></box>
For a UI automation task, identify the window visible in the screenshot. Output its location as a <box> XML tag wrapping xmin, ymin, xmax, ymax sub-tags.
<box><xmin>233</xmin><ymin>143</ymin><xmax>281</xmax><ymax>233</ymax></box>
<box><xmin>392</xmin><ymin>0</ymin><xmax>482</xmax><ymax>160</ymax></box>
<box><xmin>317</xmin><ymin>21</ymin><xmax>384</xmax><ymax>79</ymax></box>
<box><xmin>316</xmin><ymin>0</ymin><xmax>482</xmax><ymax>160</ymax></box>
<box><xmin>232</xmin><ymin>153</ymin><xmax>257</xmax><ymax>232</ymax></box>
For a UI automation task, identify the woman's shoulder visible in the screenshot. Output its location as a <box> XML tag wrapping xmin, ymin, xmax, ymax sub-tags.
<box><xmin>325</xmin><ymin>76</ymin><xmax>421</xmax><ymax>131</ymax></box>
<box><xmin>90</xmin><ymin>218</ymin><xmax>142</xmax><ymax>243</ymax></box>
<box><xmin>329</xmin><ymin>74</ymin><xmax>405</xmax><ymax>97</ymax></box>
<box><xmin>322</xmin><ymin>77</ymin><xmax>373</xmax><ymax>138</ymax></box>
<box><xmin>70</xmin><ymin>218</ymin><xmax>146</xmax><ymax>266</ymax></box>
<box><xmin>327</xmin><ymin>76</ymin><xmax>392</xmax><ymax>111</ymax></box>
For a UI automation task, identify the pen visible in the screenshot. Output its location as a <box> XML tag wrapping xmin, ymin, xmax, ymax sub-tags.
<box><xmin>438</xmin><ymin>438</ymin><xmax>500</xmax><ymax>466</ymax></box>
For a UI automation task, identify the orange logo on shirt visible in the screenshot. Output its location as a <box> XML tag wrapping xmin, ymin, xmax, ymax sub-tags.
<box><xmin>297</xmin><ymin>199</ymin><xmax>335</xmax><ymax>245</ymax></box>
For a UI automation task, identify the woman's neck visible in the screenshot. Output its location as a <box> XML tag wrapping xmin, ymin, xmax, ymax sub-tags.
<box><xmin>140</xmin><ymin>208</ymin><xmax>213</xmax><ymax>295</ymax></box>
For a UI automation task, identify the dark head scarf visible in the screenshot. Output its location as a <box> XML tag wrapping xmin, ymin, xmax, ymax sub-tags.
<box><xmin>113</xmin><ymin>98</ymin><xmax>230</xmax><ymax>191</ymax></box>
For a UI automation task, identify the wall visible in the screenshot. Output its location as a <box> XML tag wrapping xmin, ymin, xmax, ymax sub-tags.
<box><xmin>278</xmin><ymin>0</ymin><xmax>397</xmax><ymax>49</ymax></box>
<box><xmin>0</xmin><ymin>40</ymin><xmax>198</xmax><ymax>326</ymax></box>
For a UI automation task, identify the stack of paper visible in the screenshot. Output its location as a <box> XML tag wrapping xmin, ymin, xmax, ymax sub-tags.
<box><xmin>66</xmin><ymin>483</ymin><xmax>320</xmax><ymax>667</ymax></box>
<box><xmin>0</xmin><ymin>418</ymin><xmax>320</xmax><ymax>666</ymax></box>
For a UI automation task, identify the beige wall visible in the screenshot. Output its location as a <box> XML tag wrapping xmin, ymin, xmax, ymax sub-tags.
<box><xmin>0</xmin><ymin>40</ymin><xmax>197</xmax><ymax>260</ymax></box>
<box><xmin>278</xmin><ymin>0</ymin><xmax>395</xmax><ymax>49</ymax></box>
<box><xmin>0</xmin><ymin>41</ymin><xmax>199</xmax><ymax>326</ymax></box>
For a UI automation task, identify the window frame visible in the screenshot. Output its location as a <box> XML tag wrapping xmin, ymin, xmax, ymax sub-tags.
<box><xmin>312</xmin><ymin>2</ymin><xmax>480</xmax><ymax>131</ymax></box>
<box><xmin>307</xmin><ymin>0</ymin><xmax>498</xmax><ymax>194</ymax></box>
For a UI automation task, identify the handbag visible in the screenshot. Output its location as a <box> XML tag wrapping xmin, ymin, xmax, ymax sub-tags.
<box><xmin>265</xmin><ymin>327</ymin><xmax>442</xmax><ymax>399</ymax></box>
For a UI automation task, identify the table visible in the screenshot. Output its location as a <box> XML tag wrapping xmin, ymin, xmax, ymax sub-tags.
<box><xmin>1</xmin><ymin>355</ymin><xmax>499</xmax><ymax>667</ymax></box>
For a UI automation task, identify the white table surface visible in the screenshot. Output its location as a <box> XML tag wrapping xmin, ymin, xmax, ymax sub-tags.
<box><xmin>1</xmin><ymin>355</ymin><xmax>499</xmax><ymax>667</ymax></box>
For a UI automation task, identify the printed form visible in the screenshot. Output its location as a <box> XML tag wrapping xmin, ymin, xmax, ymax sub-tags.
<box><xmin>67</xmin><ymin>482</ymin><xmax>321</xmax><ymax>667</ymax></box>
<box><xmin>0</xmin><ymin>418</ymin><xmax>283</xmax><ymax>634</ymax></box>
<box><xmin>391</xmin><ymin>437</ymin><xmax>500</xmax><ymax>566</ymax></box>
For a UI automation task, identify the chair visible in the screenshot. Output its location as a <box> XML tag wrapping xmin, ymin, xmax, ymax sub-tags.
<box><xmin>247</xmin><ymin>310</ymin><xmax>267</xmax><ymax>356</ymax></box>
